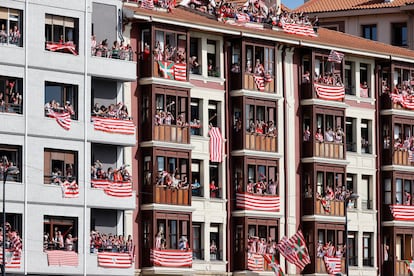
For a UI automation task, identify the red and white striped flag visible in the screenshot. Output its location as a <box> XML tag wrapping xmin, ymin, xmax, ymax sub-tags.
<box><xmin>276</xmin><ymin>230</ymin><xmax>310</xmax><ymax>271</ymax></box>
<box><xmin>0</xmin><ymin>250</ymin><xmax>21</xmax><ymax>269</ymax></box>
<box><xmin>91</xmin><ymin>178</ymin><xmax>111</xmax><ymax>189</ymax></box>
<box><xmin>9</xmin><ymin>232</ymin><xmax>22</xmax><ymax>252</ymax></box>
<box><xmin>282</xmin><ymin>23</ymin><xmax>317</xmax><ymax>37</ymax></box>
<box><xmin>253</xmin><ymin>75</ymin><xmax>265</xmax><ymax>92</ymax></box>
<box><xmin>174</xmin><ymin>63</ymin><xmax>187</xmax><ymax>81</ymax></box>
<box><xmin>61</xmin><ymin>180</ymin><xmax>79</xmax><ymax>198</ymax></box>
<box><xmin>390</xmin><ymin>205</ymin><xmax>414</xmax><ymax>221</ymax></box>
<box><xmin>328</xmin><ymin>50</ymin><xmax>344</xmax><ymax>63</ymax></box>
<box><xmin>97</xmin><ymin>252</ymin><xmax>133</xmax><ymax>268</ymax></box>
<box><xmin>104</xmin><ymin>182</ymin><xmax>133</xmax><ymax>197</ymax></box>
<box><xmin>314</xmin><ymin>83</ymin><xmax>345</xmax><ymax>101</ymax></box>
<box><xmin>324</xmin><ymin>256</ymin><xmax>342</xmax><ymax>274</ymax></box>
<box><xmin>46</xmin><ymin>250</ymin><xmax>78</xmax><ymax>267</ymax></box>
<box><xmin>248</xmin><ymin>253</ymin><xmax>264</xmax><ymax>271</ymax></box>
<box><xmin>236</xmin><ymin>192</ymin><xmax>280</xmax><ymax>212</ymax></box>
<box><xmin>47</xmin><ymin>110</ymin><xmax>72</xmax><ymax>130</ymax></box>
<box><xmin>141</xmin><ymin>0</ymin><xmax>154</xmax><ymax>9</ymax></box>
<box><xmin>150</xmin><ymin>249</ymin><xmax>192</xmax><ymax>267</ymax></box>
<box><xmin>409</xmin><ymin>150</ymin><xmax>414</xmax><ymax>163</ymax></box>
<box><xmin>46</xmin><ymin>42</ymin><xmax>78</xmax><ymax>55</ymax></box>
<box><xmin>236</xmin><ymin>13</ymin><xmax>250</xmax><ymax>23</ymax></box>
<box><xmin>209</xmin><ymin>127</ymin><xmax>223</xmax><ymax>163</ymax></box>
<box><xmin>263</xmin><ymin>254</ymin><xmax>285</xmax><ymax>276</ymax></box>
<box><xmin>92</xmin><ymin>117</ymin><xmax>136</xmax><ymax>135</ymax></box>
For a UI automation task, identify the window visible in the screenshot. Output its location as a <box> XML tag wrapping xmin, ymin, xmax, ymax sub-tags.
<box><xmin>154</xmin><ymin>29</ymin><xmax>186</xmax><ymax>63</ymax></box>
<box><xmin>156</xmin><ymin>155</ymin><xmax>189</xmax><ymax>187</ymax></box>
<box><xmin>317</xmin><ymin>228</ymin><xmax>344</xmax><ymax>257</ymax></box>
<box><xmin>189</xmin><ymin>37</ymin><xmax>201</xmax><ymax>75</ymax></box>
<box><xmin>192</xmin><ymin>223</ymin><xmax>203</xmax><ymax>260</ymax></box>
<box><xmin>207</xmin><ymin>40</ymin><xmax>219</xmax><ymax>77</ymax></box>
<box><xmin>157</xmin><ymin>216</ymin><xmax>190</xmax><ymax>250</ymax></box>
<box><xmin>363</xmin><ymin>233</ymin><xmax>374</xmax><ymax>266</ymax></box>
<box><xmin>190</xmin><ymin>98</ymin><xmax>201</xmax><ymax>135</ymax></box>
<box><xmin>0</xmin><ymin>144</ymin><xmax>22</xmax><ymax>182</ymax></box>
<box><xmin>44</xmin><ymin>215</ymin><xmax>78</xmax><ymax>251</ymax></box>
<box><xmin>209</xmin><ymin>162</ymin><xmax>220</xmax><ymax>198</ymax></box>
<box><xmin>0</xmin><ymin>75</ymin><xmax>23</xmax><ymax>114</ymax></box>
<box><xmin>0</xmin><ymin>7</ymin><xmax>23</xmax><ymax>47</ymax></box>
<box><xmin>361</xmin><ymin>119</ymin><xmax>371</xmax><ymax>153</ymax></box>
<box><xmin>210</xmin><ymin>224</ymin><xmax>221</xmax><ymax>260</ymax></box>
<box><xmin>391</xmin><ymin>23</ymin><xmax>407</xmax><ymax>47</ymax></box>
<box><xmin>346</xmin><ymin>174</ymin><xmax>357</xmax><ymax>208</ymax></box>
<box><xmin>316</xmin><ymin>113</ymin><xmax>345</xmax><ymax>144</ymax></box>
<box><xmin>245</xmin><ymin>100</ymin><xmax>277</xmax><ymax>136</ymax></box>
<box><xmin>44</xmin><ymin>148</ymin><xmax>77</xmax><ymax>184</ymax></box>
<box><xmin>362</xmin><ymin>24</ymin><xmax>377</xmax><ymax>41</ymax></box>
<box><xmin>361</xmin><ymin>175</ymin><xmax>373</xmax><ymax>210</ymax></box>
<box><xmin>360</xmin><ymin>63</ymin><xmax>370</xmax><ymax>98</ymax></box>
<box><xmin>344</xmin><ymin>61</ymin><xmax>355</xmax><ymax>95</ymax></box>
<box><xmin>348</xmin><ymin>232</ymin><xmax>357</xmax><ymax>266</ymax></box>
<box><xmin>316</xmin><ymin>170</ymin><xmax>345</xmax><ymax>200</ymax></box>
<box><xmin>246</xmin><ymin>162</ymin><xmax>278</xmax><ymax>195</ymax></box>
<box><xmin>247</xmin><ymin>222</ymin><xmax>278</xmax><ymax>255</ymax></box>
<box><xmin>155</xmin><ymin>93</ymin><xmax>188</xmax><ymax>127</ymax></box>
<box><xmin>231</xmin><ymin>43</ymin><xmax>241</xmax><ymax>73</ymax></box>
<box><xmin>191</xmin><ymin>160</ymin><xmax>202</xmax><ymax>197</ymax></box>
<box><xmin>384</xmin><ymin>178</ymin><xmax>392</xmax><ymax>204</ymax></box>
<box><xmin>208</xmin><ymin>100</ymin><xmax>218</xmax><ymax>127</ymax></box>
<box><xmin>45</xmin><ymin>82</ymin><xmax>78</xmax><ymax>120</ymax></box>
<box><xmin>346</xmin><ymin>117</ymin><xmax>356</xmax><ymax>152</ymax></box>
<box><xmin>396</xmin><ymin>234</ymin><xmax>413</xmax><ymax>261</ymax></box>
<box><xmin>45</xmin><ymin>14</ymin><xmax>79</xmax><ymax>53</ymax></box>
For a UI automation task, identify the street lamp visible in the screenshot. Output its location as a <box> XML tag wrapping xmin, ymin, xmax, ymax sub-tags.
<box><xmin>345</xmin><ymin>193</ymin><xmax>359</xmax><ymax>276</ymax></box>
<box><xmin>1</xmin><ymin>156</ymin><xmax>19</xmax><ymax>276</ymax></box>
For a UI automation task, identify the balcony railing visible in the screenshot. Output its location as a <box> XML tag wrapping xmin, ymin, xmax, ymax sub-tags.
<box><xmin>154</xmin><ymin>125</ymin><xmax>189</xmax><ymax>143</ymax></box>
<box><xmin>316</xmin><ymin>257</ymin><xmax>345</xmax><ymax>274</ymax></box>
<box><xmin>243</xmin><ymin>73</ymin><xmax>275</xmax><ymax>93</ymax></box>
<box><xmin>315</xmin><ymin>142</ymin><xmax>344</xmax><ymax>159</ymax></box>
<box><xmin>154</xmin><ymin>186</ymin><xmax>190</xmax><ymax>205</ymax></box>
<box><xmin>315</xmin><ymin>198</ymin><xmax>344</xmax><ymax>216</ymax></box>
<box><xmin>393</xmin><ymin>149</ymin><xmax>414</xmax><ymax>166</ymax></box>
<box><xmin>396</xmin><ymin>260</ymin><xmax>409</xmax><ymax>276</ymax></box>
<box><xmin>150</xmin><ymin>249</ymin><xmax>192</xmax><ymax>268</ymax></box>
<box><xmin>236</xmin><ymin>192</ymin><xmax>280</xmax><ymax>212</ymax></box>
<box><xmin>245</xmin><ymin>133</ymin><xmax>277</xmax><ymax>152</ymax></box>
<box><xmin>0</xmin><ymin>103</ymin><xmax>22</xmax><ymax>114</ymax></box>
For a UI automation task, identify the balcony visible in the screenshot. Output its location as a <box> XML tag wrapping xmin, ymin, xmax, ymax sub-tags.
<box><xmin>153</xmin><ymin>186</ymin><xmax>190</xmax><ymax>206</ymax></box>
<box><xmin>89</xmin><ymin>51</ymin><xmax>136</xmax><ymax>81</ymax></box>
<box><xmin>88</xmin><ymin>116</ymin><xmax>136</xmax><ymax>146</ymax></box>
<box><xmin>316</xmin><ymin>257</ymin><xmax>345</xmax><ymax>274</ymax></box>
<box><xmin>389</xmin><ymin>205</ymin><xmax>414</xmax><ymax>221</ymax></box>
<box><xmin>315</xmin><ymin>142</ymin><xmax>344</xmax><ymax>159</ymax></box>
<box><xmin>395</xmin><ymin>260</ymin><xmax>410</xmax><ymax>276</ymax></box>
<box><xmin>315</xmin><ymin>198</ymin><xmax>344</xmax><ymax>216</ymax></box>
<box><xmin>86</xmin><ymin>252</ymin><xmax>134</xmax><ymax>275</ymax></box>
<box><xmin>243</xmin><ymin>73</ymin><xmax>275</xmax><ymax>93</ymax></box>
<box><xmin>150</xmin><ymin>249</ymin><xmax>192</xmax><ymax>268</ymax></box>
<box><xmin>302</xmin><ymin>82</ymin><xmax>345</xmax><ymax>101</ymax></box>
<box><xmin>393</xmin><ymin>149</ymin><xmax>413</xmax><ymax>166</ymax></box>
<box><xmin>236</xmin><ymin>192</ymin><xmax>280</xmax><ymax>212</ymax></box>
<box><xmin>89</xmin><ymin>179</ymin><xmax>135</xmax><ymax>210</ymax></box>
<box><xmin>245</xmin><ymin>133</ymin><xmax>277</xmax><ymax>152</ymax></box>
<box><xmin>154</xmin><ymin>125</ymin><xmax>190</xmax><ymax>144</ymax></box>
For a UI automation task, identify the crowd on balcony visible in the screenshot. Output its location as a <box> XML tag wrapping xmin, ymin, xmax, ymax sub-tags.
<box><xmin>154</xmin><ymin>110</ymin><xmax>188</xmax><ymax>127</ymax></box>
<box><xmin>0</xmin><ymin>80</ymin><xmax>22</xmax><ymax>113</ymax></box>
<box><xmin>91</xmin><ymin>36</ymin><xmax>134</xmax><ymax>61</ymax></box>
<box><xmin>0</xmin><ymin>222</ymin><xmax>22</xmax><ymax>252</ymax></box>
<box><xmin>247</xmin><ymin>235</ymin><xmax>277</xmax><ymax>255</ymax></box>
<box><xmin>43</xmin><ymin>227</ymin><xmax>77</xmax><ymax>251</ymax></box>
<box><xmin>393</xmin><ymin>135</ymin><xmax>414</xmax><ymax>152</ymax></box>
<box><xmin>247</xmin><ymin>120</ymin><xmax>277</xmax><ymax>136</ymax></box>
<box><xmin>153</xmin><ymin>41</ymin><xmax>186</xmax><ymax>64</ymax></box>
<box><xmin>316</xmin><ymin>241</ymin><xmax>345</xmax><ymax>258</ymax></box>
<box><xmin>155</xmin><ymin>227</ymin><xmax>189</xmax><ymax>251</ymax></box>
<box><xmin>315</xmin><ymin>72</ymin><xmax>343</xmax><ymax>87</ymax></box>
<box><xmin>92</xmin><ymin>102</ymin><xmax>130</xmax><ymax>120</ymax></box>
<box><xmin>310</xmin><ymin>126</ymin><xmax>345</xmax><ymax>143</ymax></box>
<box><xmin>244</xmin><ymin>177</ymin><xmax>278</xmax><ymax>196</ymax></box>
<box><xmin>91</xmin><ymin>160</ymin><xmax>131</xmax><ymax>182</ymax></box>
<box><xmin>156</xmin><ymin>169</ymin><xmax>189</xmax><ymax>189</ymax></box>
<box><xmin>90</xmin><ymin>230</ymin><xmax>134</xmax><ymax>253</ymax></box>
<box><xmin>44</xmin><ymin>99</ymin><xmax>75</xmax><ymax>116</ymax></box>
<box><xmin>386</xmin><ymin>80</ymin><xmax>414</xmax><ymax>110</ymax></box>
<box><xmin>0</xmin><ymin>24</ymin><xmax>21</xmax><ymax>45</ymax></box>
<box><xmin>315</xmin><ymin>186</ymin><xmax>354</xmax><ymax>212</ymax></box>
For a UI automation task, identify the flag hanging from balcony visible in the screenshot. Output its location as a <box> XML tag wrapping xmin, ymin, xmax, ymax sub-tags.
<box><xmin>150</xmin><ymin>249</ymin><xmax>192</xmax><ymax>267</ymax></box>
<box><xmin>282</xmin><ymin>23</ymin><xmax>317</xmax><ymax>37</ymax></box>
<box><xmin>360</xmin><ymin>86</ymin><xmax>368</xmax><ymax>98</ymax></box>
<box><xmin>92</xmin><ymin>117</ymin><xmax>136</xmax><ymax>135</ymax></box>
<box><xmin>409</xmin><ymin>150</ymin><xmax>414</xmax><ymax>163</ymax></box>
<box><xmin>236</xmin><ymin>192</ymin><xmax>280</xmax><ymax>212</ymax></box>
<box><xmin>46</xmin><ymin>42</ymin><xmax>78</xmax><ymax>55</ymax></box>
<box><xmin>9</xmin><ymin>232</ymin><xmax>22</xmax><ymax>252</ymax></box>
<box><xmin>327</xmin><ymin>50</ymin><xmax>344</xmax><ymax>63</ymax></box>
<box><xmin>253</xmin><ymin>75</ymin><xmax>265</xmax><ymax>92</ymax></box>
<box><xmin>276</xmin><ymin>230</ymin><xmax>310</xmax><ymax>271</ymax></box>
<box><xmin>91</xmin><ymin>178</ymin><xmax>112</xmax><ymax>189</ymax></box>
<box><xmin>263</xmin><ymin>254</ymin><xmax>284</xmax><ymax>276</ymax></box>
<box><xmin>141</xmin><ymin>0</ymin><xmax>154</xmax><ymax>9</ymax></box>
<box><xmin>46</xmin><ymin>250</ymin><xmax>78</xmax><ymax>267</ymax></box>
<box><xmin>104</xmin><ymin>182</ymin><xmax>133</xmax><ymax>197</ymax></box>
<box><xmin>158</xmin><ymin>61</ymin><xmax>175</xmax><ymax>79</ymax></box>
<box><xmin>236</xmin><ymin>13</ymin><xmax>250</xmax><ymax>23</ymax></box>
<box><xmin>390</xmin><ymin>92</ymin><xmax>414</xmax><ymax>110</ymax></box>
<box><xmin>174</xmin><ymin>63</ymin><xmax>187</xmax><ymax>81</ymax></box>
<box><xmin>47</xmin><ymin>110</ymin><xmax>72</xmax><ymax>130</ymax></box>
<box><xmin>0</xmin><ymin>250</ymin><xmax>21</xmax><ymax>269</ymax></box>
<box><xmin>97</xmin><ymin>252</ymin><xmax>133</xmax><ymax>268</ymax></box>
<box><xmin>314</xmin><ymin>83</ymin><xmax>345</xmax><ymax>101</ymax></box>
<box><xmin>324</xmin><ymin>256</ymin><xmax>342</xmax><ymax>275</ymax></box>
<box><xmin>209</xmin><ymin>127</ymin><xmax>223</xmax><ymax>163</ymax></box>
<box><xmin>247</xmin><ymin>253</ymin><xmax>264</xmax><ymax>271</ymax></box>
<box><xmin>61</xmin><ymin>180</ymin><xmax>79</xmax><ymax>198</ymax></box>
<box><xmin>389</xmin><ymin>205</ymin><xmax>414</xmax><ymax>221</ymax></box>
<box><xmin>405</xmin><ymin>260</ymin><xmax>414</xmax><ymax>275</ymax></box>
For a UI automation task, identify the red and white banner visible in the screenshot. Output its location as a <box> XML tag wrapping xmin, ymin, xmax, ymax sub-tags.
<box><xmin>92</xmin><ymin>116</ymin><xmax>135</xmax><ymax>135</ymax></box>
<box><xmin>141</xmin><ymin>0</ymin><xmax>154</xmax><ymax>9</ymax></box>
<box><xmin>46</xmin><ymin>250</ymin><xmax>78</xmax><ymax>267</ymax></box>
<box><xmin>236</xmin><ymin>13</ymin><xmax>250</xmax><ymax>23</ymax></box>
<box><xmin>47</xmin><ymin>110</ymin><xmax>72</xmax><ymax>130</ymax></box>
<box><xmin>174</xmin><ymin>63</ymin><xmax>187</xmax><ymax>81</ymax></box>
<box><xmin>236</xmin><ymin>192</ymin><xmax>280</xmax><ymax>212</ymax></box>
<box><xmin>97</xmin><ymin>252</ymin><xmax>133</xmax><ymax>268</ymax></box>
<box><xmin>209</xmin><ymin>127</ymin><xmax>223</xmax><ymax>163</ymax></box>
<box><xmin>91</xmin><ymin>179</ymin><xmax>112</xmax><ymax>189</ymax></box>
<box><xmin>390</xmin><ymin>205</ymin><xmax>414</xmax><ymax>221</ymax></box>
<box><xmin>276</xmin><ymin>230</ymin><xmax>311</xmax><ymax>271</ymax></box>
<box><xmin>324</xmin><ymin>256</ymin><xmax>342</xmax><ymax>275</ymax></box>
<box><xmin>283</xmin><ymin>23</ymin><xmax>317</xmax><ymax>37</ymax></box>
<box><xmin>248</xmin><ymin>253</ymin><xmax>264</xmax><ymax>271</ymax></box>
<box><xmin>150</xmin><ymin>249</ymin><xmax>192</xmax><ymax>267</ymax></box>
<box><xmin>254</xmin><ymin>75</ymin><xmax>265</xmax><ymax>92</ymax></box>
<box><xmin>360</xmin><ymin>87</ymin><xmax>368</xmax><ymax>98</ymax></box>
<box><xmin>46</xmin><ymin>42</ymin><xmax>78</xmax><ymax>55</ymax></box>
<box><xmin>390</xmin><ymin>92</ymin><xmax>414</xmax><ymax>110</ymax></box>
<box><xmin>0</xmin><ymin>250</ymin><xmax>21</xmax><ymax>269</ymax></box>
<box><xmin>104</xmin><ymin>182</ymin><xmax>133</xmax><ymax>197</ymax></box>
<box><xmin>314</xmin><ymin>83</ymin><xmax>345</xmax><ymax>101</ymax></box>
<box><xmin>328</xmin><ymin>50</ymin><xmax>345</xmax><ymax>63</ymax></box>
<box><xmin>61</xmin><ymin>180</ymin><xmax>79</xmax><ymax>198</ymax></box>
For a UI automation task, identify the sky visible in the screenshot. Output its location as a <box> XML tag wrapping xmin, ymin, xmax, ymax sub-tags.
<box><xmin>282</xmin><ymin>0</ymin><xmax>304</xmax><ymax>9</ymax></box>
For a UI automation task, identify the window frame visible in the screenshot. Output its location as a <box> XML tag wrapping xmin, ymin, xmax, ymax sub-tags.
<box><xmin>43</xmin><ymin>215</ymin><xmax>78</xmax><ymax>252</ymax></box>
<box><xmin>361</xmin><ymin>24</ymin><xmax>377</xmax><ymax>41</ymax></box>
<box><xmin>0</xmin><ymin>7</ymin><xmax>23</xmax><ymax>47</ymax></box>
<box><xmin>45</xmin><ymin>14</ymin><xmax>79</xmax><ymax>51</ymax></box>
<box><xmin>45</xmin><ymin>81</ymin><xmax>78</xmax><ymax>120</ymax></box>
<box><xmin>44</xmin><ymin>148</ymin><xmax>78</xmax><ymax>184</ymax></box>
